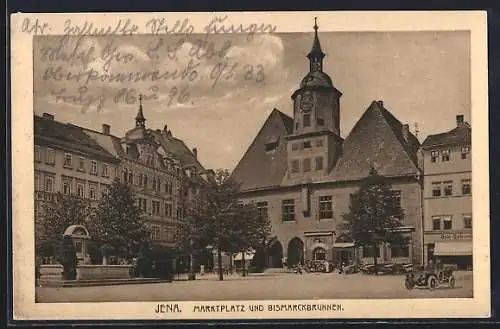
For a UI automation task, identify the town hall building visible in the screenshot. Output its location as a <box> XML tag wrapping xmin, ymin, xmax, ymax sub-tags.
<box><xmin>231</xmin><ymin>21</ymin><xmax>424</xmax><ymax>267</ymax></box>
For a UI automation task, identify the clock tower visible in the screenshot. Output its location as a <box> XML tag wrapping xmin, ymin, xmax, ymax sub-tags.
<box><xmin>285</xmin><ymin>18</ymin><xmax>343</xmax><ymax>182</ymax></box>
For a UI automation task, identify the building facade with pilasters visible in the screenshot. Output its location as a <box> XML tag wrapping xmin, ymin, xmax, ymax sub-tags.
<box><xmin>231</xmin><ymin>22</ymin><xmax>424</xmax><ymax>267</ymax></box>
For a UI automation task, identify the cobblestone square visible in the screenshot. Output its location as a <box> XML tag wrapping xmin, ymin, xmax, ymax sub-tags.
<box><xmin>36</xmin><ymin>271</ymin><xmax>473</xmax><ymax>303</ymax></box>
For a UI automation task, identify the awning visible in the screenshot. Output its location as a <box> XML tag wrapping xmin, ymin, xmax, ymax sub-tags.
<box><xmin>233</xmin><ymin>252</ymin><xmax>255</xmax><ymax>261</ymax></box>
<box><xmin>333</xmin><ymin>242</ymin><xmax>355</xmax><ymax>248</ymax></box>
<box><xmin>434</xmin><ymin>241</ymin><xmax>472</xmax><ymax>256</ymax></box>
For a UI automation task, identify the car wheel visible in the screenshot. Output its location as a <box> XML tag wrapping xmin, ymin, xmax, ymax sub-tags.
<box><xmin>405</xmin><ymin>278</ymin><xmax>413</xmax><ymax>290</ymax></box>
<box><xmin>428</xmin><ymin>275</ymin><xmax>438</xmax><ymax>290</ymax></box>
<box><xmin>448</xmin><ymin>276</ymin><xmax>455</xmax><ymax>289</ymax></box>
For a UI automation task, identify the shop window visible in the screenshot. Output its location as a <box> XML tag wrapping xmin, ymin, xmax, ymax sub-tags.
<box><xmin>282</xmin><ymin>199</ymin><xmax>295</xmax><ymax>222</ymax></box>
<box><xmin>312</xmin><ymin>247</ymin><xmax>327</xmax><ymax>261</ymax></box>
<box><xmin>443</xmin><ymin>181</ymin><xmax>453</xmax><ymax>196</ymax></box>
<box><xmin>303</xmin><ymin>158</ymin><xmax>311</xmax><ymax>172</ymax></box>
<box><xmin>463</xmin><ymin>214</ymin><xmax>472</xmax><ymax>229</ymax></box>
<box><xmin>363</xmin><ymin>246</ymin><xmax>380</xmax><ymax>258</ymax></box>
<box><xmin>432</xmin><ymin>182</ymin><xmax>441</xmax><ymax>197</ymax></box>
<box><xmin>462</xmin><ymin>179</ymin><xmax>471</xmax><ymax>195</ymax></box>
<box><xmin>319</xmin><ymin>196</ymin><xmax>333</xmax><ymax>219</ymax></box>
<box><xmin>391</xmin><ymin>245</ymin><xmax>409</xmax><ymax>258</ymax></box>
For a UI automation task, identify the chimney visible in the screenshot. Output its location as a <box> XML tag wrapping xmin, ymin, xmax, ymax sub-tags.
<box><xmin>377</xmin><ymin>100</ymin><xmax>384</xmax><ymax>107</ymax></box>
<box><xmin>102</xmin><ymin>124</ymin><xmax>110</xmax><ymax>135</ymax></box>
<box><xmin>402</xmin><ymin>124</ymin><xmax>409</xmax><ymax>142</ymax></box>
<box><xmin>456</xmin><ymin>114</ymin><xmax>464</xmax><ymax>126</ymax></box>
<box><xmin>163</xmin><ymin>124</ymin><xmax>168</xmax><ymax>135</ymax></box>
<box><xmin>192</xmin><ymin>147</ymin><xmax>198</xmax><ymax>159</ymax></box>
<box><xmin>42</xmin><ymin>113</ymin><xmax>54</xmax><ymax>120</ymax></box>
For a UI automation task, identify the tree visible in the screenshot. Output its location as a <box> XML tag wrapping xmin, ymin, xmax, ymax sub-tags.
<box><xmin>36</xmin><ymin>193</ymin><xmax>92</xmax><ymax>256</ymax></box>
<box><xmin>339</xmin><ymin>167</ymin><xmax>406</xmax><ymax>272</ymax></box>
<box><xmin>176</xmin><ymin>169</ymin><xmax>271</xmax><ymax>281</ymax></box>
<box><xmin>90</xmin><ymin>178</ymin><xmax>151</xmax><ymax>257</ymax></box>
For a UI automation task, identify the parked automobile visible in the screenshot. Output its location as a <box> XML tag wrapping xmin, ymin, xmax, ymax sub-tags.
<box><xmin>405</xmin><ymin>265</ymin><xmax>455</xmax><ymax>290</ymax></box>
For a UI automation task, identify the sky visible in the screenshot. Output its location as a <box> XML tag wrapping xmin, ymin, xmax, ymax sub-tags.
<box><xmin>33</xmin><ymin>30</ymin><xmax>470</xmax><ymax>171</ymax></box>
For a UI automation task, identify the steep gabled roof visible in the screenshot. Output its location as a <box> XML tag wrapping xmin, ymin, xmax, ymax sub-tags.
<box><xmin>231</xmin><ymin>108</ymin><xmax>293</xmax><ymax>191</ymax></box>
<box><xmin>34</xmin><ymin>115</ymin><xmax>118</xmax><ymax>162</ymax></box>
<box><xmin>330</xmin><ymin>101</ymin><xmax>420</xmax><ymax>180</ymax></box>
<box><xmin>421</xmin><ymin>123</ymin><xmax>471</xmax><ymax>149</ymax></box>
<box><xmin>150</xmin><ymin>130</ymin><xmax>204</xmax><ymax>170</ymax></box>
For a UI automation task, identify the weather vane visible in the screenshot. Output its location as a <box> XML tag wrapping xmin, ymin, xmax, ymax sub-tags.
<box><xmin>314</xmin><ymin>17</ymin><xmax>318</xmax><ymax>31</ymax></box>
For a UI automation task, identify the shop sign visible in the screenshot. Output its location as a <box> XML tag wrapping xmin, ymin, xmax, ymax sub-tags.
<box><xmin>425</xmin><ymin>231</ymin><xmax>472</xmax><ymax>242</ymax></box>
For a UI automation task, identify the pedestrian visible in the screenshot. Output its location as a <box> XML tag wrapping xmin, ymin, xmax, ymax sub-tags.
<box><xmin>339</xmin><ymin>262</ymin><xmax>345</xmax><ymax>274</ymax></box>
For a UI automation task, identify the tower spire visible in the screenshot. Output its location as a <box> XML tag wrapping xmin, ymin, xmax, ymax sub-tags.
<box><xmin>307</xmin><ymin>17</ymin><xmax>325</xmax><ymax>72</ymax></box>
<box><xmin>135</xmin><ymin>94</ymin><xmax>146</xmax><ymax>128</ymax></box>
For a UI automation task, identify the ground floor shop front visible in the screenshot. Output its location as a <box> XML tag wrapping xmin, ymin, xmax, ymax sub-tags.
<box><xmin>266</xmin><ymin>229</ymin><xmax>418</xmax><ymax>268</ymax></box>
<box><xmin>423</xmin><ymin>231</ymin><xmax>473</xmax><ymax>270</ymax></box>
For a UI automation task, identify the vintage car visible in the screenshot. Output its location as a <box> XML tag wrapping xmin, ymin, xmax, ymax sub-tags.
<box><xmin>405</xmin><ymin>265</ymin><xmax>455</xmax><ymax>290</ymax></box>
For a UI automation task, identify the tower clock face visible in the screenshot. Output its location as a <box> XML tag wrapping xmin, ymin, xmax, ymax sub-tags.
<box><xmin>300</xmin><ymin>92</ymin><xmax>313</xmax><ymax>112</ymax></box>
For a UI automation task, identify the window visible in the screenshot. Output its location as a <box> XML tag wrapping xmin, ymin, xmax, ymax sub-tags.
<box><xmin>291</xmin><ymin>160</ymin><xmax>299</xmax><ymax>174</ymax></box>
<box><xmin>443</xmin><ymin>181</ymin><xmax>453</xmax><ymax>196</ymax></box>
<box><xmin>443</xmin><ymin>216</ymin><xmax>452</xmax><ymax>230</ymax></box>
<box><xmin>462</xmin><ymin>179</ymin><xmax>471</xmax><ymax>195</ymax></box>
<box><xmin>63</xmin><ymin>179</ymin><xmax>72</xmax><ymax>195</ymax></box>
<box><xmin>138</xmin><ymin>198</ymin><xmax>147</xmax><ymax>211</ymax></box>
<box><xmin>45</xmin><ymin>148</ymin><xmax>55</xmax><ymax>165</ymax></box>
<box><xmin>461</xmin><ymin>146</ymin><xmax>470</xmax><ymax>159</ymax></box>
<box><xmin>430</xmin><ymin>150</ymin><xmax>439</xmax><ymax>163</ymax></box>
<box><xmin>463</xmin><ymin>214</ymin><xmax>472</xmax><ymax>229</ymax></box>
<box><xmin>312</xmin><ymin>247</ymin><xmax>327</xmax><ymax>261</ymax></box>
<box><xmin>152</xmin><ymin>201</ymin><xmax>161</xmax><ymax>215</ymax></box>
<box><xmin>164</xmin><ymin>226</ymin><xmax>174</xmax><ymax>242</ymax></box>
<box><xmin>315</xmin><ymin>157</ymin><xmax>323</xmax><ymax>171</ymax></box>
<box><xmin>303</xmin><ymin>158</ymin><xmax>311</xmax><ymax>172</ymax></box>
<box><xmin>128</xmin><ymin>170</ymin><xmax>133</xmax><ymax>183</ymax></box>
<box><xmin>319</xmin><ymin>196</ymin><xmax>333</xmax><ymax>219</ymax></box>
<box><xmin>35</xmin><ymin>202</ymin><xmax>43</xmax><ymax>217</ymax></box>
<box><xmin>44</xmin><ymin>176</ymin><xmax>53</xmax><ymax>192</ymax></box>
<box><xmin>78</xmin><ymin>157</ymin><xmax>85</xmax><ymax>172</ymax></box>
<box><xmin>303</xmin><ymin>141</ymin><xmax>311</xmax><ymax>149</ymax></box>
<box><xmin>151</xmin><ymin>225</ymin><xmax>161</xmax><ymax>241</ymax></box>
<box><xmin>157</xmin><ymin>179</ymin><xmax>161</xmax><ymax>192</ymax></box>
<box><xmin>292</xmin><ymin>143</ymin><xmax>299</xmax><ymax>151</ymax></box>
<box><xmin>153</xmin><ymin>178</ymin><xmax>157</xmax><ymax>191</ymax></box>
<box><xmin>34</xmin><ymin>145</ymin><xmax>41</xmax><ymax>162</ymax></box>
<box><xmin>390</xmin><ymin>190</ymin><xmax>401</xmax><ymax>209</ymax></box>
<box><xmin>63</xmin><ymin>153</ymin><xmax>73</xmax><ymax>168</ymax></box>
<box><xmin>89</xmin><ymin>161</ymin><xmax>97</xmax><ymax>174</ymax></box>
<box><xmin>282</xmin><ymin>199</ymin><xmax>295</xmax><ymax>222</ymax></box>
<box><xmin>144</xmin><ymin>175</ymin><xmax>148</xmax><ymax>188</ymax></box>
<box><xmin>363</xmin><ymin>246</ymin><xmax>380</xmax><ymax>258</ymax></box>
<box><xmin>317</xmin><ymin>118</ymin><xmax>325</xmax><ymax>126</ymax></box>
<box><xmin>122</xmin><ymin>169</ymin><xmax>128</xmax><ymax>182</ymax></box>
<box><xmin>165</xmin><ymin>203</ymin><xmax>173</xmax><ymax>217</ymax></box>
<box><xmin>89</xmin><ymin>185</ymin><xmax>96</xmax><ymax>200</ymax></box>
<box><xmin>391</xmin><ymin>245</ymin><xmax>409</xmax><ymax>258</ymax></box>
<box><xmin>316</xmin><ymin>139</ymin><xmax>323</xmax><ymax>147</ymax></box>
<box><xmin>441</xmin><ymin>149</ymin><xmax>450</xmax><ymax>162</ymax></box>
<box><xmin>432</xmin><ymin>182</ymin><xmax>442</xmax><ymax>197</ymax></box>
<box><xmin>101</xmin><ymin>164</ymin><xmax>109</xmax><ymax>177</ymax></box>
<box><xmin>303</xmin><ymin>114</ymin><xmax>311</xmax><ymax>127</ymax></box>
<box><xmin>77</xmin><ymin>182</ymin><xmax>85</xmax><ymax>198</ymax></box>
<box><xmin>35</xmin><ymin>173</ymin><xmax>42</xmax><ymax>191</ymax></box>
<box><xmin>256</xmin><ymin>201</ymin><xmax>268</xmax><ymax>220</ymax></box>
<box><xmin>432</xmin><ymin>216</ymin><xmax>441</xmax><ymax>230</ymax></box>
<box><xmin>101</xmin><ymin>186</ymin><xmax>108</xmax><ymax>199</ymax></box>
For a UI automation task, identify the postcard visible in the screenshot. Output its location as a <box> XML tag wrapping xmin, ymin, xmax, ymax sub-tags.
<box><xmin>10</xmin><ymin>11</ymin><xmax>490</xmax><ymax>320</ymax></box>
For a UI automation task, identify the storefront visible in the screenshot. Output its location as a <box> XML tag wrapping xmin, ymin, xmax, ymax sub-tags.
<box><xmin>424</xmin><ymin>231</ymin><xmax>472</xmax><ymax>270</ymax></box>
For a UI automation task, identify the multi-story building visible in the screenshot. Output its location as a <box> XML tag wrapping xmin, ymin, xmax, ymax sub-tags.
<box><xmin>34</xmin><ymin>112</ymin><xmax>120</xmax><ymax>228</ymax></box>
<box><xmin>231</xmin><ymin>22</ymin><xmax>424</xmax><ymax>267</ymax></box>
<box><xmin>420</xmin><ymin>115</ymin><xmax>472</xmax><ymax>269</ymax></box>
<box><xmin>34</xmin><ymin>100</ymin><xmax>210</xmax><ymax>264</ymax></box>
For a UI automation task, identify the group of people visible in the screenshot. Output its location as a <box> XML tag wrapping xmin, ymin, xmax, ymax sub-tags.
<box><xmin>285</xmin><ymin>258</ymin><xmax>351</xmax><ymax>274</ymax></box>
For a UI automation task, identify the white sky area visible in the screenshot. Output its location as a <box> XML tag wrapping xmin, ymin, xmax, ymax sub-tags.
<box><xmin>34</xmin><ymin>31</ymin><xmax>470</xmax><ymax>171</ymax></box>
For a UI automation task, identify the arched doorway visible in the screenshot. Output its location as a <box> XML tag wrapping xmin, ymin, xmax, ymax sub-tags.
<box><xmin>287</xmin><ymin>237</ymin><xmax>304</xmax><ymax>266</ymax></box>
<box><xmin>312</xmin><ymin>247</ymin><xmax>327</xmax><ymax>261</ymax></box>
<box><xmin>267</xmin><ymin>240</ymin><xmax>283</xmax><ymax>268</ymax></box>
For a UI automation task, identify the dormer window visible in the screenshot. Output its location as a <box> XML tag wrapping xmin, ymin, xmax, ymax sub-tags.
<box><xmin>461</xmin><ymin>146</ymin><xmax>470</xmax><ymax>159</ymax></box>
<box><xmin>265</xmin><ymin>135</ymin><xmax>279</xmax><ymax>152</ymax></box>
<box><xmin>441</xmin><ymin>149</ymin><xmax>450</xmax><ymax>162</ymax></box>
